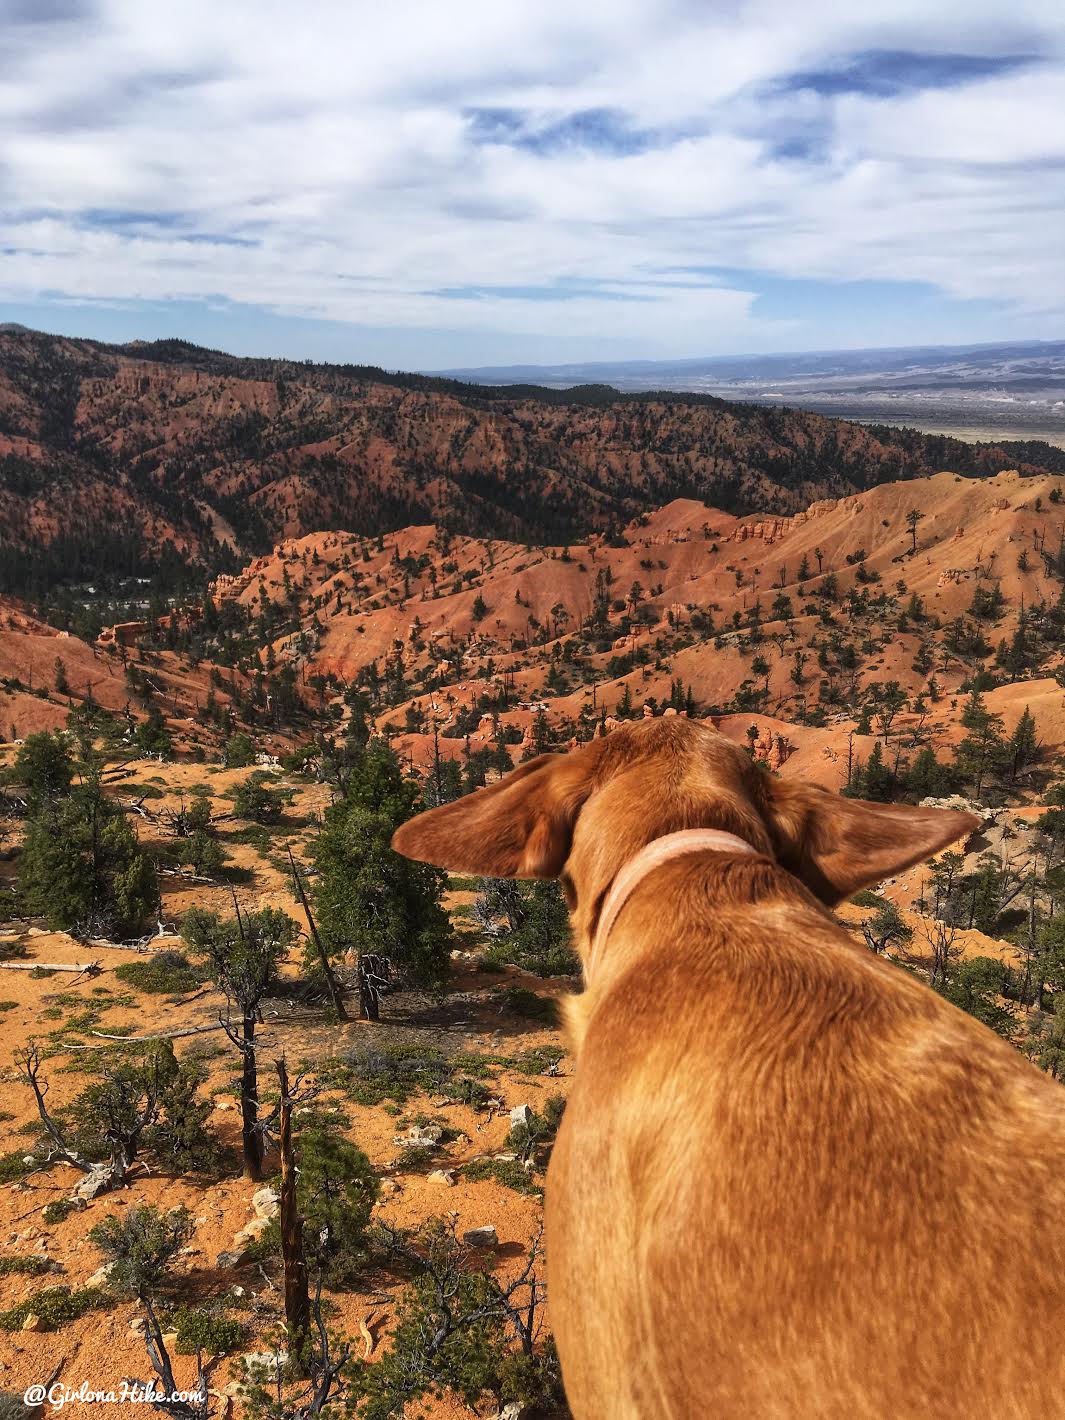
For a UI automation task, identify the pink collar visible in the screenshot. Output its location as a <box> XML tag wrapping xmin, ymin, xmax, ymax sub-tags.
<box><xmin>588</xmin><ymin>828</ymin><xmax>762</xmax><ymax>975</ymax></box>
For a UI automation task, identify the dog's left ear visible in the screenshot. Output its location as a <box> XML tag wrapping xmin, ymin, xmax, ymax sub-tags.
<box><xmin>767</xmin><ymin>781</ymin><xmax>979</xmax><ymax>906</ymax></box>
<box><xmin>391</xmin><ymin>748</ymin><xmax>598</xmax><ymax>878</ymax></box>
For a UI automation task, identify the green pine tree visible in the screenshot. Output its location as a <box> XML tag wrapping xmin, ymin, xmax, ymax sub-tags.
<box><xmin>19</xmin><ymin>779</ymin><xmax>156</xmax><ymax>937</ymax></box>
<box><xmin>312</xmin><ymin>739</ymin><xmax>452</xmax><ymax>1002</ymax></box>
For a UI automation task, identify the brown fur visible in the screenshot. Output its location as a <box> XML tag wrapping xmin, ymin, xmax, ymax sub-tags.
<box><xmin>392</xmin><ymin>719</ymin><xmax>1065</xmax><ymax>1419</ymax></box>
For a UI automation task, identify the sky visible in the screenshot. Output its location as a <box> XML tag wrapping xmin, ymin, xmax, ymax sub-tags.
<box><xmin>1</xmin><ymin>0</ymin><xmax>1063</xmax><ymax>369</ymax></box>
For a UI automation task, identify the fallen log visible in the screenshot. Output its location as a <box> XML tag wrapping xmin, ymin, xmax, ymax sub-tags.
<box><xmin>90</xmin><ymin>1021</ymin><xmax>227</xmax><ymax>1042</ymax></box>
<box><xmin>59</xmin><ymin>1022</ymin><xmax>229</xmax><ymax>1050</ymax></box>
<box><xmin>0</xmin><ymin>961</ymin><xmax>102</xmax><ymax>975</ymax></box>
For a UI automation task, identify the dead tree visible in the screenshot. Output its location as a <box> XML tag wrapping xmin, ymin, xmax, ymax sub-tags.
<box><xmin>287</xmin><ymin>847</ymin><xmax>346</xmax><ymax>1020</ymax></box>
<box><xmin>19</xmin><ymin>1043</ymin><xmax>94</xmax><ymax>1176</ymax></box>
<box><xmin>257</xmin><ymin>1278</ymin><xmax>353</xmax><ymax>1419</ymax></box>
<box><xmin>276</xmin><ymin>1056</ymin><xmax>310</xmax><ymax>1370</ymax></box>
<box><xmin>357</xmin><ymin>953</ymin><xmax>391</xmax><ymax>1022</ymax></box>
<box><xmin>218</xmin><ymin>1013</ymin><xmax>267</xmax><ymax>1182</ymax></box>
<box><xmin>18</xmin><ymin>1042</ymin><xmax>171</xmax><ymax>1197</ymax></box>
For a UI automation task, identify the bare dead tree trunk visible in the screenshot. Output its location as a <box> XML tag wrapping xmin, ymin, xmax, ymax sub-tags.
<box><xmin>240</xmin><ymin>1011</ymin><xmax>264</xmax><ymax>1181</ymax></box>
<box><xmin>276</xmin><ymin>1057</ymin><xmax>311</xmax><ymax>1372</ymax></box>
<box><xmin>288</xmin><ymin>847</ymin><xmax>346</xmax><ymax>1021</ymax></box>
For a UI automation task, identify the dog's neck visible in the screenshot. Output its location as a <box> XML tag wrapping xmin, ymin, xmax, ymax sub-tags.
<box><xmin>586</xmin><ymin>828</ymin><xmax>762</xmax><ymax>976</ymax></box>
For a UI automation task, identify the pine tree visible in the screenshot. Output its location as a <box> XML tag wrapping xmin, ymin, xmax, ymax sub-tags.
<box><xmin>312</xmin><ymin>739</ymin><xmax>452</xmax><ymax>1010</ymax></box>
<box><xmin>856</xmin><ymin>741</ymin><xmax>894</xmax><ymax>802</ymax></box>
<box><xmin>19</xmin><ymin>779</ymin><xmax>156</xmax><ymax>937</ymax></box>
<box><xmin>1005</xmin><ymin>706</ymin><xmax>1039</xmax><ymax>784</ymax></box>
<box><xmin>955</xmin><ymin>689</ymin><xmax>1007</xmax><ymax>799</ymax></box>
<box><xmin>8</xmin><ymin>730</ymin><xmax>74</xmax><ymax>811</ymax></box>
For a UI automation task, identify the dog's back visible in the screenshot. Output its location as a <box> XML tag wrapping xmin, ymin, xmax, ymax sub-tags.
<box><xmin>392</xmin><ymin>719</ymin><xmax>1065</xmax><ymax>1418</ymax></box>
<box><xmin>548</xmin><ymin>855</ymin><xmax>1065</xmax><ymax>1420</ymax></box>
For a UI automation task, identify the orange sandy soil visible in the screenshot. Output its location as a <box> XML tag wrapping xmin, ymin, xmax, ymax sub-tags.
<box><xmin>0</xmin><ymin>756</ymin><xmax>577</xmax><ymax>1418</ymax></box>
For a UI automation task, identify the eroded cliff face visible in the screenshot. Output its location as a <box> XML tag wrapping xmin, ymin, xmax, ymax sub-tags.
<box><xmin>1</xmin><ymin>327</ymin><xmax>1055</xmax><ymax>592</ymax></box>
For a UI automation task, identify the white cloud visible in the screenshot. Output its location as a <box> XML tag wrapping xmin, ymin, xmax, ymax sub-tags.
<box><xmin>0</xmin><ymin>0</ymin><xmax>1063</xmax><ymax>358</ymax></box>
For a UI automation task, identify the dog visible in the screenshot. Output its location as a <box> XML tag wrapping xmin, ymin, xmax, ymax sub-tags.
<box><xmin>392</xmin><ymin>717</ymin><xmax>1065</xmax><ymax>1419</ymax></box>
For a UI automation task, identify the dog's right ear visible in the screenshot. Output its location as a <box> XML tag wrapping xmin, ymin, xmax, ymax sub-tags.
<box><xmin>391</xmin><ymin>751</ymin><xmax>595</xmax><ymax>878</ymax></box>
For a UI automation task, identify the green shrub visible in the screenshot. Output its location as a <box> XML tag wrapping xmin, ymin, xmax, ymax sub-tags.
<box><xmin>168</xmin><ymin>1305</ymin><xmax>246</xmax><ymax>1355</ymax></box>
<box><xmin>0</xmin><ymin>1286</ymin><xmax>104</xmax><ymax>1330</ymax></box>
<box><xmin>850</xmin><ymin>889</ymin><xmax>888</xmax><ymax>909</ymax></box>
<box><xmin>0</xmin><ymin>1152</ymin><xmax>37</xmax><ymax>1184</ymax></box>
<box><xmin>440</xmin><ymin>1075</ymin><xmax>494</xmax><ymax>1109</ymax></box>
<box><xmin>394</xmin><ymin>1143</ymin><xmax>439</xmax><ymax>1173</ymax></box>
<box><xmin>462</xmin><ymin>1158</ymin><xmax>540</xmax><ymax>1194</ymax></box>
<box><xmin>223</xmin><ymin>733</ymin><xmax>258</xmax><ymax>769</ymax></box>
<box><xmin>507</xmin><ymin>1046</ymin><xmax>565</xmax><ymax>1076</ymax></box>
<box><xmin>506</xmin><ymin>1096</ymin><xmax>565</xmax><ymax>1165</ymax></box>
<box><xmin>340</xmin><ymin>1042</ymin><xmax>454</xmax><ymax>1106</ymax></box>
<box><xmin>115</xmin><ymin>951</ymin><xmax>203</xmax><ymax>995</ymax></box>
<box><xmin>42</xmin><ymin>1199</ymin><xmax>78</xmax><ymax>1225</ymax></box>
<box><xmin>230</xmin><ymin>772</ymin><xmax>286</xmax><ymax>825</ymax></box>
<box><xmin>0</xmin><ymin>1256</ymin><xmax>56</xmax><ymax>1276</ymax></box>
<box><xmin>495</xmin><ymin>987</ymin><xmax>558</xmax><ymax>1024</ymax></box>
<box><xmin>257</xmin><ymin>1124</ymin><xmax>377</xmax><ymax>1286</ymax></box>
<box><xmin>227</xmin><ymin>824</ymin><xmax>272</xmax><ymax>852</ymax></box>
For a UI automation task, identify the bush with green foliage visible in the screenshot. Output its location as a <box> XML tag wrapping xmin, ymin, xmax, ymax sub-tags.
<box><xmin>934</xmin><ymin>956</ymin><xmax>1016</xmax><ymax>1038</ymax></box>
<box><xmin>167</xmin><ymin>1305</ymin><xmax>246</xmax><ymax>1356</ymax></box>
<box><xmin>313</xmin><ymin>738</ymin><xmax>452</xmax><ymax>993</ymax></box>
<box><xmin>462</xmin><ymin>1157</ymin><xmax>540</xmax><ymax>1195</ymax></box>
<box><xmin>171</xmin><ymin>827</ymin><xmax>229</xmax><ymax>878</ymax></box>
<box><xmin>223</xmin><ymin>732</ymin><xmax>258</xmax><ymax>769</ymax></box>
<box><xmin>18</xmin><ymin>779</ymin><xmax>156</xmax><ymax>938</ymax></box>
<box><xmin>180</xmin><ymin>905</ymin><xmax>296</xmax><ymax>1179</ymax></box>
<box><xmin>0</xmin><ymin>1151</ymin><xmax>38</xmax><ymax>1184</ymax></box>
<box><xmin>6</xmin><ymin>730</ymin><xmax>75</xmax><ymax>809</ymax></box>
<box><xmin>506</xmin><ymin>1095</ymin><xmax>566</xmax><ymax>1166</ymax></box>
<box><xmin>88</xmin><ymin>1204</ymin><xmax>192</xmax><ymax>1300</ymax></box>
<box><xmin>230</xmin><ymin>771</ymin><xmax>286</xmax><ymax>825</ymax></box>
<box><xmin>475</xmin><ymin>879</ymin><xmax>578</xmax><ymax>977</ymax></box>
<box><xmin>133</xmin><ymin>708</ymin><xmax>173</xmax><ymax>759</ymax></box>
<box><xmin>0</xmin><ymin>1255</ymin><xmax>56</xmax><ymax>1276</ymax></box>
<box><xmin>259</xmin><ymin>1121</ymin><xmax>378</xmax><ymax>1285</ymax></box>
<box><xmin>0</xmin><ymin>1286</ymin><xmax>104</xmax><ymax>1331</ymax></box>
<box><xmin>495</xmin><ymin>987</ymin><xmax>558</xmax><ymax>1024</ymax></box>
<box><xmin>115</xmin><ymin>950</ymin><xmax>203</xmax><ymax>995</ymax></box>
<box><xmin>359</xmin><ymin>1218</ymin><xmax>560</xmax><ymax>1420</ymax></box>
<box><xmin>337</xmin><ymin>1042</ymin><xmax>457</xmax><ymax>1106</ymax></box>
<box><xmin>51</xmin><ymin>1041</ymin><xmax>216</xmax><ymax>1178</ymax></box>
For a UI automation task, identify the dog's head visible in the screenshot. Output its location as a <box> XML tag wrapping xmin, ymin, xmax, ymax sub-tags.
<box><xmin>393</xmin><ymin>718</ymin><xmax>976</xmax><ymax>941</ymax></box>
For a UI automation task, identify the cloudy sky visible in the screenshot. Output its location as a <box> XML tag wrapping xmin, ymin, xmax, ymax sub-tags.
<box><xmin>1</xmin><ymin>0</ymin><xmax>1063</xmax><ymax>368</ymax></box>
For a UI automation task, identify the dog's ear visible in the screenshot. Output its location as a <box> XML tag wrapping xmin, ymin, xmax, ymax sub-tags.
<box><xmin>391</xmin><ymin>751</ymin><xmax>595</xmax><ymax>878</ymax></box>
<box><xmin>767</xmin><ymin>781</ymin><xmax>979</xmax><ymax>906</ymax></box>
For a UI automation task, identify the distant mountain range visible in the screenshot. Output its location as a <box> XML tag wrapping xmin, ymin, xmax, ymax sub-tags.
<box><xmin>437</xmin><ymin>339</ymin><xmax>1065</xmax><ymax>443</ymax></box>
<box><xmin>2</xmin><ymin>326</ymin><xmax>1064</xmax><ymax>598</ymax></box>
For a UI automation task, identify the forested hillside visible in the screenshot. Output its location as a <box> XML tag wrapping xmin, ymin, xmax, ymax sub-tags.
<box><xmin>2</xmin><ymin>326</ymin><xmax>1062</xmax><ymax>599</ymax></box>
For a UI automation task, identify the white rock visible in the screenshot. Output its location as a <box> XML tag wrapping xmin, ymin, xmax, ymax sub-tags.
<box><xmin>233</xmin><ymin>1216</ymin><xmax>272</xmax><ymax>1245</ymax></box>
<box><xmin>252</xmin><ymin>1186</ymin><xmax>280</xmax><ymax>1219</ymax></box>
<box><xmin>463</xmin><ymin>1225</ymin><xmax>498</xmax><ymax>1248</ymax></box>
<box><xmin>243</xmin><ymin>1351</ymin><xmax>289</xmax><ymax>1377</ymax></box>
<box><xmin>508</xmin><ymin>1105</ymin><xmax>534</xmax><ymax>1129</ymax></box>
<box><xmin>427</xmin><ymin>1169</ymin><xmax>456</xmax><ymax>1187</ymax></box>
<box><xmin>75</xmin><ymin>1165</ymin><xmax>115</xmax><ymax>1201</ymax></box>
<box><xmin>393</xmin><ymin>1125</ymin><xmax>443</xmax><ymax>1149</ymax></box>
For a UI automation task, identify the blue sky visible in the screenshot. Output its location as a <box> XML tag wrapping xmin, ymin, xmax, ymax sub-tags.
<box><xmin>0</xmin><ymin>1</ymin><xmax>1063</xmax><ymax>369</ymax></box>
